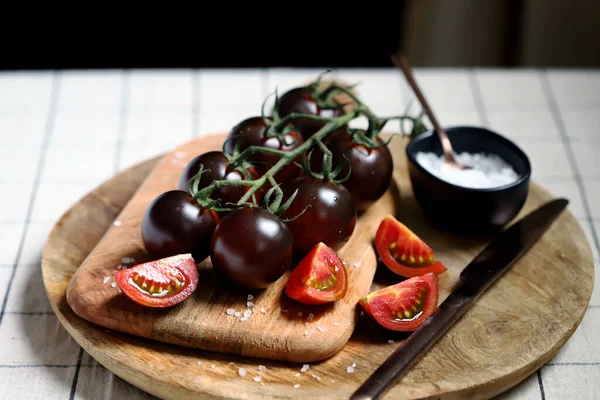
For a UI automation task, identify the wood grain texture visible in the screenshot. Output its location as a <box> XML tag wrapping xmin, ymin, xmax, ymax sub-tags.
<box><xmin>43</xmin><ymin>133</ymin><xmax>594</xmax><ymax>400</ymax></box>
<box><xmin>65</xmin><ymin>133</ymin><xmax>397</xmax><ymax>363</ymax></box>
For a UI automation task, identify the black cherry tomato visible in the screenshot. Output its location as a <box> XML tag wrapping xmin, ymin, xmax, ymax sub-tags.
<box><xmin>375</xmin><ymin>215</ymin><xmax>447</xmax><ymax>278</ymax></box>
<box><xmin>178</xmin><ymin>151</ymin><xmax>260</xmax><ymax>206</ymax></box>
<box><xmin>280</xmin><ymin>176</ymin><xmax>356</xmax><ymax>254</ymax></box>
<box><xmin>210</xmin><ymin>206</ymin><xmax>293</xmax><ymax>289</ymax></box>
<box><xmin>318</xmin><ymin>129</ymin><xmax>394</xmax><ymax>211</ymax></box>
<box><xmin>141</xmin><ymin>190</ymin><xmax>219</xmax><ymax>262</ymax></box>
<box><xmin>276</xmin><ymin>86</ymin><xmax>345</xmax><ymax>140</ymax></box>
<box><xmin>115</xmin><ymin>254</ymin><xmax>199</xmax><ymax>308</ymax></box>
<box><xmin>224</xmin><ymin>116</ymin><xmax>304</xmax><ymax>184</ymax></box>
<box><xmin>285</xmin><ymin>242</ymin><xmax>348</xmax><ymax>305</ymax></box>
<box><xmin>359</xmin><ymin>272</ymin><xmax>439</xmax><ymax>332</ymax></box>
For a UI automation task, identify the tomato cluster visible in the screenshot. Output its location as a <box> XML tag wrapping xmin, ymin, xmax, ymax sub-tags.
<box><xmin>115</xmin><ymin>78</ymin><xmax>427</xmax><ymax>317</ymax></box>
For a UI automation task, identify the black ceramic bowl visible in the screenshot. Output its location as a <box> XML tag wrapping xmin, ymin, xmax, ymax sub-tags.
<box><xmin>405</xmin><ymin>126</ymin><xmax>531</xmax><ymax>236</ymax></box>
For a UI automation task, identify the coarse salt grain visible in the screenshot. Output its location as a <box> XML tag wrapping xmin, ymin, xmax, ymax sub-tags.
<box><xmin>317</xmin><ymin>325</ymin><xmax>326</xmax><ymax>332</ymax></box>
<box><xmin>243</xmin><ymin>309</ymin><xmax>252</xmax><ymax>318</ymax></box>
<box><xmin>388</xmin><ymin>339</ymin><xmax>395</xmax><ymax>344</ymax></box>
<box><xmin>415</xmin><ymin>151</ymin><xmax>519</xmax><ymax>189</ymax></box>
<box><xmin>116</xmin><ymin>265</ymin><xmax>122</xmax><ymax>270</ymax></box>
<box><xmin>352</xmin><ymin>362</ymin><xmax>356</xmax><ymax>368</ymax></box>
<box><xmin>258</xmin><ymin>365</ymin><xmax>266</xmax><ymax>372</ymax></box>
<box><xmin>211</xmin><ymin>364</ymin><xmax>215</xmax><ymax>368</ymax></box>
<box><xmin>297</xmin><ymin>312</ymin><xmax>302</xmax><ymax>317</ymax></box>
<box><xmin>253</xmin><ymin>376</ymin><xmax>261</xmax><ymax>382</ymax></box>
<box><xmin>307</xmin><ymin>313</ymin><xmax>314</xmax><ymax>321</ymax></box>
<box><xmin>333</xmin><ymin>322</ymin><xmax>340</xmax><ymax>326</ymax></box>
<box><xmin>304</xmin><ymin>329</ymin><xmax>316</xmax><ymax>336</ymax></box>
<box><xmin>121</xmin><ymin>257</ymin><xmax>135</xmax><ymax>264</ymax></box>
<box><xmin>234</xmin><ymin>312</ymin><xmax>241</xmax><ymax>317</ymax></box>
<box><xmin>294</xmin><ymin>384</ymin><xmax>301</xmax><ymax>389</ymax></box>
<box><xmin>229</xmin><ymin>362</ymin><xmax>235</xmax><ymax>365</ymax></box>
<box><xmin>103</xmin><ymin>276</ymin><xmax>111</xmax><ymax>284</ymax></box>
<box><xmin>240</xmin><ymin>317</ymin><xmax>248</xmax><ymax>322</ymax></box>
<box><xmin>197</xmin><ymin>361</ymin><xmax>202</xmax><ymax>366</ymax></box>
<box><xmin>113</xmin><ymin>220</ymin><xmax>122</xmax><ymax>226</ymax></box>
<box><xmin>301</xmin><ymin>364</ymin><xmax>309</xmax><ymax>372</ymax></box>
<box><xmin>347</xmin><ymin>366</ymin><xmax>354</xmax><ymax>373</ymax></box>
<box><xmin>260</xmin><ymin>308</ymin><xmax>266</xmax><ymax>313</ymax></box>
<box><xmin>247</xmin><ymin>301</ymin><xmax>254</xmax><ymax>307</ymax></box>
<box><xmin>247</xmin><ymin>294</ymin><xmax>254</xmax><ymax>301</ymax></box>
<box><xmin>295</xmin><ymin>373</ymin><xmax>301</xmax><ymax>377</ymax></box>
<box><xmin>226</xmin><ymin>308</ymin><xmax>235</xmax><ymax>315</ymax></box>
<box><xmin>111</xmin><ymin>282</ymin><xmax>117</xmax><ymax>288</ymax></box>
<box><xmin>238</xmin><ymin>368</ymin><xmax>247</xmax><ymax>377</ymax></box>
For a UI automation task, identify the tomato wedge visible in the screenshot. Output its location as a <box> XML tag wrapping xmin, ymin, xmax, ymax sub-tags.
<box><xmin>115</xmin><ymin>253</ymin><xmax>198</xmax><ymax>308</ymax></box>
<box><xmin>359</xmin><ymin>272</ymin><xmax>439</xmax><ymax>331</ymax></box>
<box><xmin>285</xmin><ymin>242</ymin><xmax>348</xmax><ymax>305</ymax></box>
<box><xmin>375</xmin><ymin>215</ymin><xmax>447</xmax><ymax>278</ymax></box>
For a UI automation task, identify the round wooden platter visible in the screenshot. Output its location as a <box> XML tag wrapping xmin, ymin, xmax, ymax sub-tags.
<box><xmin>42</xmin><ymin>133</ymin><xmax>594</xmax><ymax>400</ymax></box>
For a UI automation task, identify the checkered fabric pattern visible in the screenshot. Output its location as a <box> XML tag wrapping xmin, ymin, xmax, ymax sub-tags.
<box><xmin>0</xmin><ymin>68</ymin><xmax>598</xmax><ymax>399</ymax></box>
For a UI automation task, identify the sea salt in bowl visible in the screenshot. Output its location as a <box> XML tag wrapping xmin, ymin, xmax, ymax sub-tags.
<box><xmin>405</xmin><ymin>126</ymin><xmax>531</xmax><ymax>236</ymax></box>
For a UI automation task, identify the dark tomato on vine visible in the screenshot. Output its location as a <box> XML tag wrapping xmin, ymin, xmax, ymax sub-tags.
<box><xmin>311</xmin><ymin>129</ymin><xmax>394</xmax><ymax>211</ymax></box>
<box><xmin>224</xmin><ymin>116</ymin><xmax>304</xmax><ymax>183</ymax></box>
<box><xmin>285</xmin><ymin>242</ymin><xmax>348</xmax><ymax>305</ymax></box>
<box><xmin>115</xmin><ymin>254</ymin><xmax>198</xmax><ymax>308</ymax></box>
<box><xmin>177</xmin><ymin>151</ymin><xmax>260</xmax><ymax>206</ymax></box>
<box><xmin>141</xmin><ymin>190</ymin><xmax>219</xmax><ymax>262</ymax></box>
<box><xmin>210</xmin><ymin>207</ymin><xmax>293</xmax><ymax>289</ymax></box>
<box><xmin>359</xmin><ymin>272</ymin><xmax>439</xmax><ymax>332</ymax></box>
<box><xmin>280</xmin><ymin>176</ymin><xmax>356</xmax><ymax>254</ymax></box>
<box><xmin>277</xmin><ymin>86</ymin><xmax>345</xmax><ymax>140</ymax></box>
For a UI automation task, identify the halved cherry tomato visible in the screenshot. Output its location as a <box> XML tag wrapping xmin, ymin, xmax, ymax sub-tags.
<box><xmin>375</xmin><ymin>215</ymin><xmax>447</xmax><ymax>278</ymax></box>
<box><xmin>115</xmin><ymin>254</ymin><xmax>198</xmax><ymax>308</ymax></box>
<box><xmin>359</xmin><ymin>272</ymin><xmax>439</xmax><ymax>331</ymax></box>
<box><xmin>285</xmin><ymin>242</ymin><xmax>348</xmax><ymax>305</ymax></box>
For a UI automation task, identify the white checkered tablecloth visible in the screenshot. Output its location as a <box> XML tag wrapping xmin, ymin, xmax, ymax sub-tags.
<box><xmin>0</xmin><ymin>68</ymin><xmax>598</xmax><ymax>399</ymax></box>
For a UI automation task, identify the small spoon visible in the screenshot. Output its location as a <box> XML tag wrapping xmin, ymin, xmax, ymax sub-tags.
<box><xmin>391</xmin><ymin>52</ymin><xmax>469</xmax><ymax>171</ymax></box>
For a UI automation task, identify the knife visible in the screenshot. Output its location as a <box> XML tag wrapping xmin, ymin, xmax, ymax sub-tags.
<box><xmin>350</xmin><ymin>198</ymin><xmax>569</xmax><ymax>400</ymax></box>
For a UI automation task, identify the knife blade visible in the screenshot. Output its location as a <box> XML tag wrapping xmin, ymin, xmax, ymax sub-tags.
<box><xmin>350</xmin><ymin>198</ymin><xmax>569</xmax><ymax>400</ymax></box>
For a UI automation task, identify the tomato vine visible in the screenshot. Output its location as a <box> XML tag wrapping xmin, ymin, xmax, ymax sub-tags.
<box><xmin>186</xmin><ymin>71</ymin><xmax>426</xmax><ymax>215</ymax></box>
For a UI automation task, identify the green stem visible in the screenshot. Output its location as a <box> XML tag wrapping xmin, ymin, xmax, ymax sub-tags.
<box><xmin>236</xmin><ymin>109</ymin><xmax>361</xmax><ymax>205</ymax></box>
<box><xmin>320</xmin><ymin>83</ymin><xmax>384</xmax><ymax>138</ymax></box>
<box><xmin>228</xmin><ymin>146</ymin><xmax>290</xmax><ymax>170</ymax></box>
<box><xmin>272</xmin><ymin>112</ymin><xmax>334</xmax><ymax>132</ymax></box>
<box><xmin>322</xmin><ymin>83</ymin><xmax>363</xmax><ymax>109</ymax></box>
<box><xmin>315</xmin><ymin>138</ymin><xmax>333</xmax><ymax>181</ymax></box>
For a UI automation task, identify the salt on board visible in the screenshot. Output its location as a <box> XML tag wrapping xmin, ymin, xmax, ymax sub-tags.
<box><xmin>415</xmin><ymin>151</ymin><xmax>520</xmax><ymax>189</ymax></box>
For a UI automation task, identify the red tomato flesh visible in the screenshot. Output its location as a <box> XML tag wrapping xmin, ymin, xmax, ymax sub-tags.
<box><xmin>375</xmin><ymin>215</ymin><xmax>447</xmax><ymax>278</ymax></box>
<box><xmin>115</xmin><ymin>253</ymin><xmax>198</xmax><ymax>308</ymax></box>
<box><xmin>359</xmin><ymin>272</ymin><xmax>439</xmax><ymax>331</ymax></box>
<box><xmin>285</xmin><ymin>242</ymin><xmax>348</xmax><ymax>305</ymax></box>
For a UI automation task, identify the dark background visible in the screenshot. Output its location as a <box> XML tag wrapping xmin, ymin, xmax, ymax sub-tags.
<box><xmin>0</xmin><ymin>4</ymin><xmax>406</xmax><ymax>71</ymax></box>
<box><xmin>2</xmin><ymin>1</ymin><xmax>599</xmax><ymax>71</ymax></box>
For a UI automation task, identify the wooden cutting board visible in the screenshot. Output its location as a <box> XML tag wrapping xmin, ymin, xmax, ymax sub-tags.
<box><xmin>43</xmin><ymin>133</ymin><xmax>594</xmax><ymax>399</ymax></box>
<box><xmin>65</xmin><ymin>132</ymin><xmax>398</xmax><ymax>362</ymax></box>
